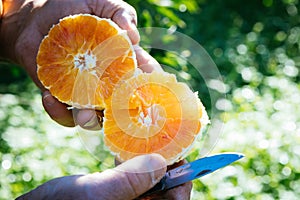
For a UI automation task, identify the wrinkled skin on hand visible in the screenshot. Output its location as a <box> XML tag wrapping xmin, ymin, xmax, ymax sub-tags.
<box><xmin>16</xmin><ymin>154</ymin><xmax>192</xmax><ymax>200</ymax></box>
<box><xmin>134</xmin><ymin>160</ymin><xmax>193</xmax><ymax>200</ymax></box>
<box><xmin>16</xmin><ymin>154</ymin><xmax>167</xmax><ymax>200</ymax></box>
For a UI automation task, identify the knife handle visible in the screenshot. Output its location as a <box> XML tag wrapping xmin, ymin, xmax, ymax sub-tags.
<box><xmin>139</xmin><ymin>175</ymin><xmax>167</xmax><ymax>197</ymax></box>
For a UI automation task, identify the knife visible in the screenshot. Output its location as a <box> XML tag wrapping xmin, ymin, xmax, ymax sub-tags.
<box><xmin>142</xmin><ymin>153</ymin><xmax>244</xmax><ymax>196</ymax></box>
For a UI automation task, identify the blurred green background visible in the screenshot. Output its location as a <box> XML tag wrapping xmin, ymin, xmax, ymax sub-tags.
<box><xmin>1</xmin><ymin>0</ymin><xmax>300</xmax><ymax>199</ymax></box>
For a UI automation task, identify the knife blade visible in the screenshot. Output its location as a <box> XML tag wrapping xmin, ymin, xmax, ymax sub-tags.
<box><xmin>142</xmin><ymin>153</ymin><xmax>244</xmax><ymax>196</ymax></box>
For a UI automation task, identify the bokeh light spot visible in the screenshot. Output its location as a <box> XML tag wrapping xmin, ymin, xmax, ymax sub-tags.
<box><xmin>2</xmin><ymin>160</ymin><xmax>12</xmax><ymax>170</ymax></box>
<box><xmin>237</xmin><ymin>44</ymin><xmax>248</xmax><ymax>55</ymax></box>
<box><xmin>179</xmin><ymin>4</ymin><xmax>187</xmax><ymax>12</ymax></box>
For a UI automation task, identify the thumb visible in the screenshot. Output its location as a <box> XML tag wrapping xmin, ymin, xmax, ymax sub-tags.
<box><xmin>114</xmin><ymin>154</ymin><xmax>167</xmax><ymax>199</ymax></box>
<box><xmin>81</xmin><ymin>154</ymin><xmax>167</xmax><ymax>200</ymax></box>
<box><xmin>42</xmin><ymin>91</ymin><xmax>75</xmax><ymax>127</ymax></box>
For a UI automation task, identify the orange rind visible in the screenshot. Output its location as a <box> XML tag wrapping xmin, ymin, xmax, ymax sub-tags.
<box><xmin>37</xmin><ymin>14</ymin><xmax>137</xmax><ymax>109</ymax></box>
<box><xmin>104</xmin><ymin>71</ymin><xmax>209</xmax><ymax>165</ymax></box>
<box><xmin>36</xmin><ymin>14</ymin><xmax>209</xmax><ymax>165</ymax></box>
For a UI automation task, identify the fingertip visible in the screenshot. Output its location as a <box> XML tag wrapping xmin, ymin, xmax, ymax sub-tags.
<box><xmin>134</xmin><ymin>45</ymin><xmax>163</xmax><ymax>73</ymax></box>
<box><xmin>116</xmin><ymin>154</ymin><xmax>167</xmax><ymax>180</ymax></box>
<box><xmin>112</xmin><ymin>10</ymin><xmax>140</xmax><ymax>45</ymax></box>
<box><xmin>42</xmin><ymin>90</ymin><xmax>56</xmax><ymax>106</ymax></box>
<box><xmin>147</xmin><ymin>153</ymin><xmax>167</xmax><ymax>169</ymax></box>
<box><xmin>75</xmin><ymin>109</ymin><xmax>103</xmax><ymax>130</ymax></box>
<box><xmin>112</xmin><ymin>154</ymin><xmax>167</xmax><ymax>199</ymax></box>
<box><xmin>127</xmin><ymin>25</ymin><xmax>140</xmax><ymax>45</ymax></box>
<box><xmin>42</xmin><ymin>91</ymin><xmax>75</xmax><ymax>127</ymax></box>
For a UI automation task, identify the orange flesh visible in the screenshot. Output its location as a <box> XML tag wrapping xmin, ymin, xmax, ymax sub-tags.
<box><xmin>37</xmin><ymin>14</ymin><xmax>208</xmax><ymax>164</ymax></box>
<box><xmin>37</xmin><ymin>14</ymin><xmax>136</xmax><ymax>108</ymax></box>
<box><xmin>104</xmin><ymin>72</ymin><xmax>207</xmax><ymax>164</ymax></box>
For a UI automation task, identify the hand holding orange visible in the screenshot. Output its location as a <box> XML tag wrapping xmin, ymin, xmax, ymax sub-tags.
<box><xmin>37</xmin><ymin>14</ymin><xmax>137</xmax><ymax>109</ymax></box>
<box><xmin>37</xmin><ymin>14</ymin><xmax>209</xmax><ymax>165</ymax></box>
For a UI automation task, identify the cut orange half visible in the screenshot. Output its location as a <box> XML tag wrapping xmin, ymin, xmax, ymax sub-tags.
<box><xmin>37</xmin><ymin>14</ymin><xmax>137</xmax><ymax>109</ymax></box>
<box><xmin>104</xmin><ymin>71</ymin><xmax>209</xmax><ymax>165</ymax></box>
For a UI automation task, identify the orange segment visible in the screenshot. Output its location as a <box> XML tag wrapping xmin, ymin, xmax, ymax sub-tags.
<box><xmin>37</xmin><ymin>14</ymin><xmax>209</xmax><ymax>164</ymax></box>
<box><xmin>104</xmin><ymin>72</ymin><xmax>209</xmax><ymax>164</ymax></box>
<box><xmin>49</xmin><ymin>68</ymin><xmax>78</xmax><ymax>104</ymax></box>
<box><xmin>37</xmin><ymin>14</ymin><xmax>137</xmax><ymax>109</ymax></box>
<box><xmin>36</xmin><ymin>38</ymin><xmax>73</xmax><ymax>66</ymax></box>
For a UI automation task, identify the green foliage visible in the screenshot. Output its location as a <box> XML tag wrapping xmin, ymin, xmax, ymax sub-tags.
<box><xmin>1</xmin><ymin>0</ymin><xmax>300</xmax><ymax>199</ymax></box>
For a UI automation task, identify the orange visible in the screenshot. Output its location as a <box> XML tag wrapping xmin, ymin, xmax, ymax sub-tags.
<box><xmin>36</xmin><ymin>14</ymin><xmax>209</xmax><ymax>164</ymax></box>
<box><xmin>37</xmin><ymin>14</ymin><xmax>137</xmax><ymax>109</ymax></box>
<box><xmin>104</xmin><ymin>71</ymin><xmax>209</xmax><ymax>164</ymax></box>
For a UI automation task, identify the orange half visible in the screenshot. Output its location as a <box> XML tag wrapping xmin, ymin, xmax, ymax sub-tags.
<box><xmin>104</xmin><ymin>72</ymin><xmax>209</xmax><ymax>164</ymax></box>
<box><xmin>37</xmin><ymin>14</ymin><xmax>137</xmax><ymax>109</ymax></box>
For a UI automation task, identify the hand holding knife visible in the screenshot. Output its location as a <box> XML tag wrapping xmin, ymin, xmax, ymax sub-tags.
<box><xmin>142</xmin><ymin>153</ymin><xmax>244</xmax><ymax>197</ymax></box>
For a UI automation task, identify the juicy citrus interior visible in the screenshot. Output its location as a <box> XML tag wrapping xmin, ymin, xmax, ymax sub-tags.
<box><xmin>37</xmin><ymin>14</ymin><xmax>209</xmax><ymax>165</ymax></box>
<box><xmin>104</xmin><ymin>72</ymin><xmax>209</xmax><ymax>164</ymax></box>
<box><xmin>37</xmin><ymin>14</ymin><xmax>136</xmax><ymax>109</ymax></box>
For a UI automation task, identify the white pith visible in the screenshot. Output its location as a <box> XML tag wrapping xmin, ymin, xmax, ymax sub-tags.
<box><xmin>37</xmin><ymin>14</ymin><xmax>137</xmax><ymax>109</ymax></box>
<box><xmin>74</xmin><ymin>51</ymin><xmax>97</xmax><ymax>72</ymax></box>
<box><xmin>138</xmin><ymin>105</ymin><xmax>159</xmax><ymax>127</ymax></box>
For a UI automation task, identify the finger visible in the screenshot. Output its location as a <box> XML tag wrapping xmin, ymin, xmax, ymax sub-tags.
<box><xmin>110</xmin><ymin>1</ymin><xmax>139</xmax><ymax>45</ymax></box>
<box><xmin>75</xmin><ymin>109</ymin><xmax>103</xmax><ymax>130</ymax></box>
<box><xmin>140</xmin><ymin>160</ymin><xmax>192</xmax><ymax>200</ymax></box>
<box><xmin>134</xmin><ymin>45</ymin><xmax>163</xmax><ymax>73</ymax></box>
<box><xmin>42</xmin><ymin>91</ymin><xmax>75</xmax><ymax>127</ymax></box>
<box><xmin>112</xmin><ymin>7</ymin><xmax>140</xmax><ymax>45</ymax></box>
<box><xmin>165</xmin><ymin>160</ymin><xmax>193</xmax><ymax>200</ymax></box>
<box><xmin>87</xmin><ymin>0</ymin><xmax>140</xmax><ymax>44</ymax></box>
<box><xmin>79</xmin><ymin>154</ymin><xmax>167</xmax><ymax>200</ymax></box>
<box><xmin>163</xmin><ymin>181</ymin><xmax>193</xmax><ymax>200</ymax></box>
<box><xmin>167</xmin><ymin>159</ymin><xmax>188</xmax><ymax>171</ymax></box>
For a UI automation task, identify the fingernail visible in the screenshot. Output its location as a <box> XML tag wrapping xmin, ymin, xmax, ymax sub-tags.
<box><xmin>146</xmin><ymin>154</ymin><xmax>167</xmax><ymax>183</ymax></box>
<box><xmin>43</xmin><ymin>91</ymin><xmax>56</xmax><ymax>106</ymax></box>
<box><xmin>82</xmin><ymin>114</ymin><xmax>98</xmax><ymax>128</ymax></box>
<box><xmin>77</xmin><ymin>110</ymin><xmax>101</xmax><ymax>130</ymax></box>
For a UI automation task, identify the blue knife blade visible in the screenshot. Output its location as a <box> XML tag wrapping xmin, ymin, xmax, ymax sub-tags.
<box><xmin>143</xmin><ymin>153</ymin><xmax>244</xmax><ymax>196</ymax></box>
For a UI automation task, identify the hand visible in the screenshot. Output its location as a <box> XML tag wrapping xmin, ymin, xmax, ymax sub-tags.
<box><xmin>17</xmin><ymin>154</ymin><xmax>192</xmax><ymax>200</ymax></box>
<box><xmin>16</xmin><ymin>154</ymin><xmax>168</xmax><ymax>200</ymax></box>
<box><xmin>137</xmin><ymin>159</ymin><xmax>193</xmax><ymax>200</ymax></box>
<box><xmin>131</xmin><ymin>159</ymin><xmax>192</xmax><ymax>200</ymax></box>
<box><xmin>0</xmin><ymin>0</ymin><xmax>161</xmax><ymax>128</ymax></box>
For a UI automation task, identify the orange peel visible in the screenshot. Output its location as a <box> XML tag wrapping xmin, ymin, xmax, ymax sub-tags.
<box><xmin>37</xmin><ymin>14</ymin><xmax>137</xmax><ymax>109</ymax></box>
<box><xmin>36</xmin><ymin>14</ymin><xmax>209</xmax><ymax>165</ymax></box>
<box><xmin>104</xmin><ymin>71</ymin><xmax>209</xmax><ymax>164</ymax></box>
